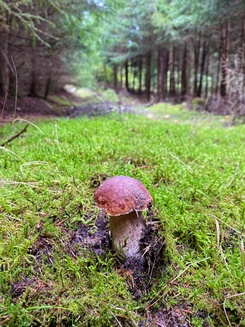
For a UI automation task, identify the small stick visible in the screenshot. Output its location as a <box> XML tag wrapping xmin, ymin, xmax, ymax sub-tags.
<box><xmin>56</xmin><ymin>217</ymin><xmax>70</xmax><ymax>226</ymax></box>
<box><xmin>211</xmin><ymin>214</ymin><xmax>243</xmax><ymax>236</ymax></box>
<box><xmin>223</xmin><ymin>292</ymin><xmax>245</xmax><ymax>327</ymax></box>
<box><xmin>0</xmin><ymin>315</ymin><xmax>10</xmax><ymax>326</ymax></box>
<box><xmin>131</xmin><ymin>165</ymin><xmax>149</xmax><ymax>171</ymax></box>
<box><xmin>110</xmin><ymin>311</ymin><xmax>123</xmax><ymax>327</ymax></box>
<box><xmin>0</xmin><ymin>124</ymin><xmax>28</xmax><ymax>147</ymax></box>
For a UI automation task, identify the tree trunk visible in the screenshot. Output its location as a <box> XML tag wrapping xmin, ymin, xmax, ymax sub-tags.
<box><xmin>220</xmin><ymin>22</ymin><xmax>229</xmax><ymax>97</ymax></box>
<box><xmin>132</xmin><ymin>60</ymin><xmax>136</xmax><ymax>92</ymax></box>
<box><xmin>176</xmin><ymin>49</ymin><xmax>181</xmax><ymax>97</ymax></box>
<box><xmin>169</xmin><ymin>45</ymin><xmax>175</xmax><ymax>98</ymax></box>
<box><xmin>205</xmin><ymin>40</ymin><xmax>210</xmax><ymax>98</ymax></box>
<box><xmin>29</xmin><ymin>53</ymin><xmax>38</xmax><ymax>97</ymax></box>
<box><xmin>193</xmin><ymin>33</ymin><xmax>201</xmax><ymax>96</ymax></box>
<box><xmin>44</xmin><ymin>76</ymin><xmax>51</xmax><ymax>100</ymax></box>
<box><xmin>103</xmin><ymin>64</ymin><xmax>108</xmax><ymax>85</ymax></box>
<box><xmin>157</xmin><ymin>47</ymin><xmax>160</xmax><ymax>100</ymax></box>
<box><xmin>113</xmin><ymin>64</ymin><xmax>118</xmax><ymax>93</ymax></box>
<box><xmin>0</xmin><ymin>28</ymin><xmax>10</xmax><ymax>96</ymax></box>
<box><xmin>125</xmin><ymin>60</ymin><xmax>129</xmax><ymax>91</ymax></box>
<box><xmin>164</xmin><ymin>50</ymin><xmax>169</xmax><ymax>98</ymax></box>
<box><xmin>119</xmin><ymin>65</ymin><xmax>123</xmax><ymax>90</ymax></box>
<box><xmin>197</xmin><ymin>41</ymin><xmax>208</xmax><ymax>97</ymax></box>
<box><xmin>145</xmin><ymin>51</ymin><xmax>151</xmax><ymax>101</ymax></box>
<box><xmin>215</xmin><ymin>46</ymin><xmax>221</xmax><ymax>97</ymax></box>
<box><xmin>138</xmin><ymin>56</ymin><xmax>143</xmax><ymax>95</ymax></box>
<box><xmin>211</xmin><ymin>72</ymin><xmax>215</xmax><ymax>97</ymax></box>
<box><xmin>157</xmin><ymin>44</ymin><xmax>165</xmax><ymax>101</ymax></box>
<box><xmin>181</xmin><ymin>44</ymin><xmax>188</xmax><ymax>100</ymax></box>
<box><xmin>241</xmin><ymin>17</ymin><xmax>245</xmax><ymax>100</ymax></box>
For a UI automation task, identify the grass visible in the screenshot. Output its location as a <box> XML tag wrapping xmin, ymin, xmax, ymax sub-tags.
<box><xmin>0</xmin><ymin>99</ymin><xmax>245</xmax><ymax>326</ymax></box>
<box><xmin>141</xmin><ymin>102</ymin><xmax>233</xmax><ymax>128</ymax></box>
<box><xmin>63</xmin><ymin>85</ymin><xmax>120</xmax><ymax>103</ymax></box>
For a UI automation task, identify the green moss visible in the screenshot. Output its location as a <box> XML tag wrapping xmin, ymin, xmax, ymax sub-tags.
<box><xmin>0</xmin><ymin>106</ymin><xmax>245</xmax><ymax>326</ymax></box>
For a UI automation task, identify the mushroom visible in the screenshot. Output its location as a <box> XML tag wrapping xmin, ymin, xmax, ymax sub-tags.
<box><xmin>94</xmin><ymin>176</ymin><xmax>153</xmax><ymax>259</ymax></box>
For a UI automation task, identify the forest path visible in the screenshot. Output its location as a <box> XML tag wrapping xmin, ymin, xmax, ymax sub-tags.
<box><xmin>0</xmin><ymin>87</ymin><xmax>230</xmax><ymax>127</ymax></box>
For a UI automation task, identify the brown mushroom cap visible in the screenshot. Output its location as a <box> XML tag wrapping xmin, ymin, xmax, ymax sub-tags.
<box><xmin>94</xmin><ymin>176</ymin><xmax>153</xmax><ymax>216</ymax></box>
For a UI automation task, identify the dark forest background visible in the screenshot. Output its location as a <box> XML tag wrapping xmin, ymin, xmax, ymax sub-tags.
<box><xmin>1</xmin><ymin>0</ymin><xmax>245</xmax><ymax>120</ymax></box>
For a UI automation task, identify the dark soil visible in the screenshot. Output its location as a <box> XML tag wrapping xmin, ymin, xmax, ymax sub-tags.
<box><xmin>71</xmin><ymin>212</ymin><xmax>195</xmax><ymax>327</ymax></box>
<box><xmin>145</xmin><ymin>306</ymin><xmax>193</xmax><ymax>327</ymax></box>
<box><xmin>72</xmin><ymin>208</ymin><xmax>166</xmax><ymax>297</ymax></box>
<box><xmin>29</xmin><ymin>234</ymin><xmax>54</xmax><ymax>265</ymax></box>
<box><xmin>0</xmin><ymin>92</ymin><xmax>134</xmax><ymax>126</ymax></box>
<box><xmin>7</xmin><ymin>276</ymin><xmax>51</xmax><ymax>299</ymax></box>
<box><xmin>72</xmin><ymin>212</ymin><xmax>111</xmax><ymax>256</ymax></box>
<box><xmin>0</xmin><ymin>95</ymin><xmax>61</xmax><ymax>125</ymax></box>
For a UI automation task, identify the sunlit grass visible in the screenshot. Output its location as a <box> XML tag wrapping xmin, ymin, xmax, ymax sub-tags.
<box><xmin>0</xmin><ymin>109</ymin><xmax>245</xmax><ymax>326</ymax></box>
<box><xmin>144</xmin><ymin>102</ymin><xmax>233</xmax><ymax>128</ymax></box>
<box><xmin>64</xmin><ymin>85</ymin><xmax>98</xmax><ymax>99</ymax></box>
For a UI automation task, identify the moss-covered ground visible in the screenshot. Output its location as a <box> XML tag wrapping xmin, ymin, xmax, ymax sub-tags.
<box><xmin>0</xmin><ymin>92</ymin><xmax>245</xmax><ymax>326</ymax></box>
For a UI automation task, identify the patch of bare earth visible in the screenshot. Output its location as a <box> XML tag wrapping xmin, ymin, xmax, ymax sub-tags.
<box><xmin>0</xmin><ymin>96</ymin><xmax>61</xmax><ymax>125</ymax></box>
<box><xmin>0</xmin><ymin>89</ymin><xmax>87</xmax><ymax>125</ymax></box>
<box><xmin>144</xmin><ymin>307</ymin><xmax>193</xmax><ymax>327</ymax></box>
<box><xmin>7</xmin><ymin>277</ymin><xmax>52</xmax><ymax>299</ymax></box>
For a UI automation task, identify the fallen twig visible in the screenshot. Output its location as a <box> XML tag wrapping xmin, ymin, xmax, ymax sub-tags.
<box><xmin>131</xmin><ymin>165</ymin><xmax>150</xmax><ymax>171</ymax></box>
<box><xmin>0</xmin><ymin>124</ymin><xmax>28</xmax><ymax>147</ymax></box>
<box><xmin>56</xmin><ymin>217</ymin><xmax>70</xmax><ymax>226</ymax></box>
<box><xmin>0</xmin><ymin>315</ymin><xmax>10</xmax><ymax>326</ymax></box>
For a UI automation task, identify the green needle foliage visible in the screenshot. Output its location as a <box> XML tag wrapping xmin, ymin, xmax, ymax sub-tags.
<box><xmin>0</xmin><ymin>100</ymin><xmax>245</xmax><ymax>326</ymax></box>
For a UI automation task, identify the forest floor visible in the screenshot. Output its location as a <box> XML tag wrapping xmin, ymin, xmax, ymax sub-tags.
<box><xmin>0</xmin><ymin>86</ymin><xmax>236</xmax><ymax>127</ymax></box>
<box><xmin>1</xmin><ymin>87</ymin><xmax>245</xmax><ymax>327</ymax></box>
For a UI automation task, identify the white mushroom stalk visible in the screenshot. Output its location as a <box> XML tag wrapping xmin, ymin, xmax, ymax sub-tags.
<box><xmin>94</xmin><ymin>176</ymin><xmax>153</xmax><ymax>259</ymax></box>
<box><xmin>109</xmin><ymin>211</ymin><xmax>146</xmax><ymax>257</ymax></box>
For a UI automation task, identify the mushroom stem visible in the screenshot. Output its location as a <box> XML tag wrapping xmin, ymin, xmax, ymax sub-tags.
<box><xmin>109</xmin><ymin>211</ymin><xmax>146</xmax><ymax>258</ymax></box>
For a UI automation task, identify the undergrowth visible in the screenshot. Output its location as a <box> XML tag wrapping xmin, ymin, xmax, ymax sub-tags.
<box><xmin>0</xmin><ymin>103</ymin><xmax>245</xmax><ymax>326</ymax></box>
